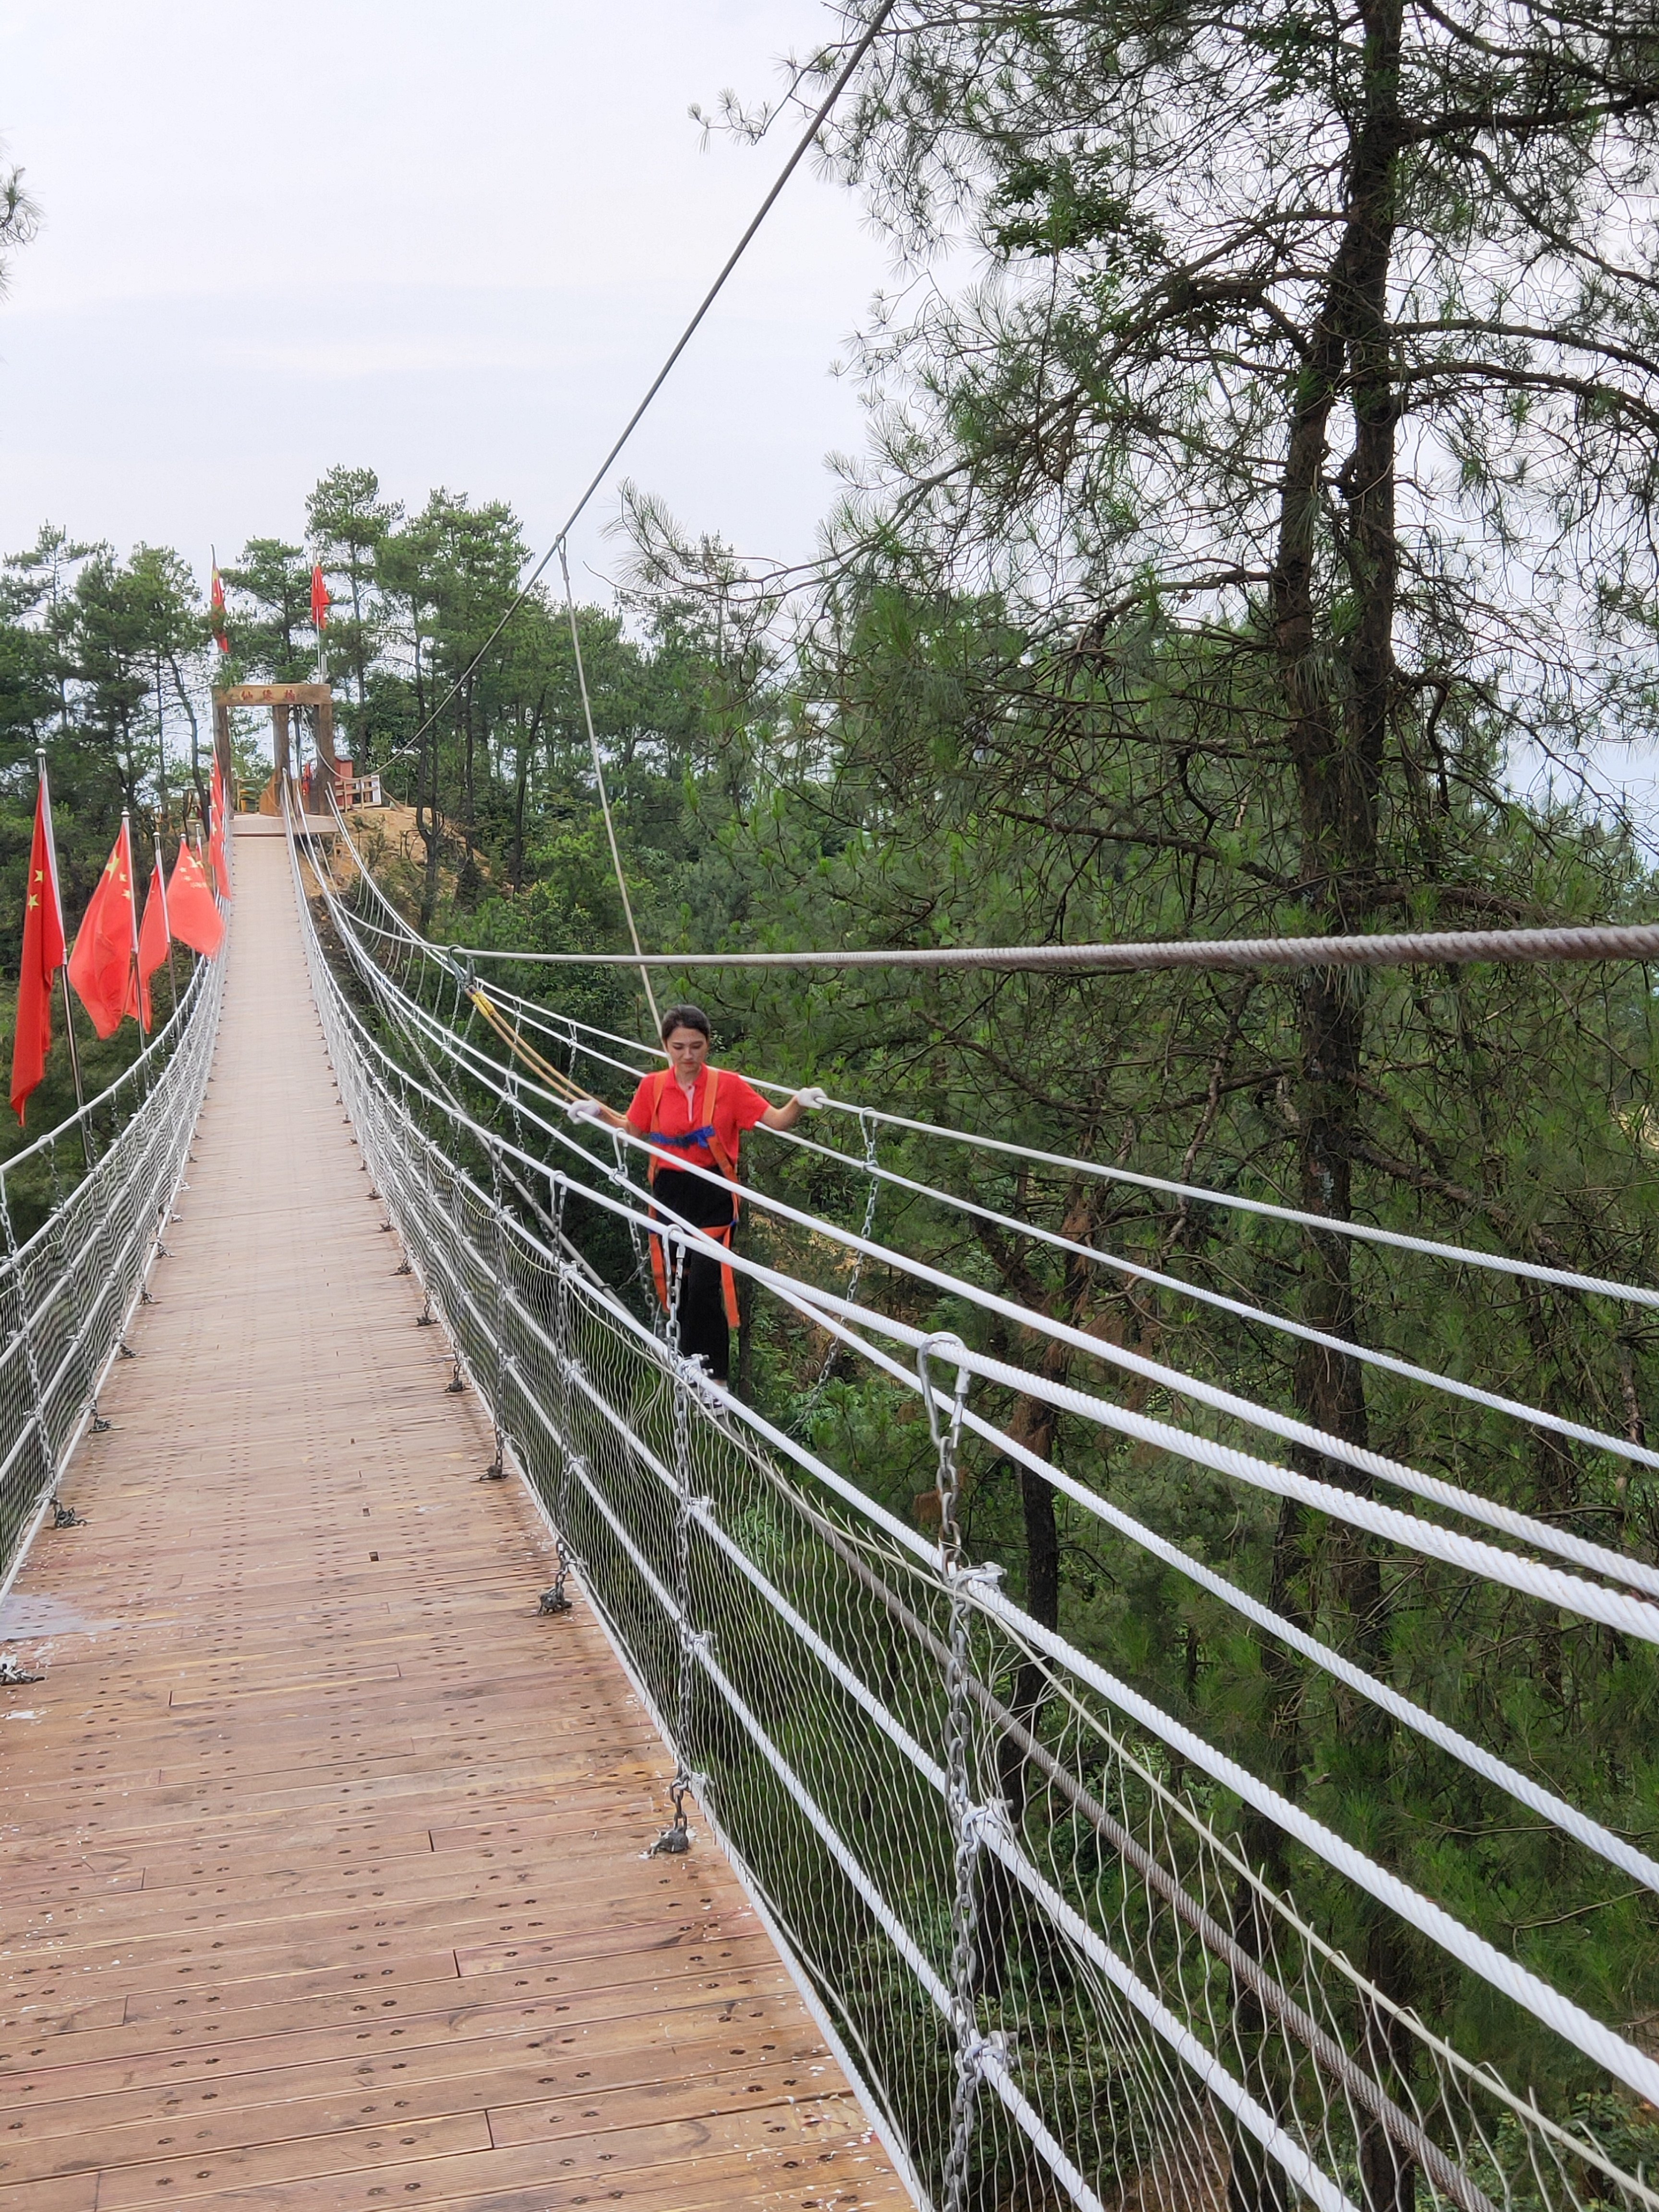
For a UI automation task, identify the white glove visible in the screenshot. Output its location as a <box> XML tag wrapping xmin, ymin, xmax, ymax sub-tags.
<box><xmin>565</xmin><ymin>1096</ymin><xmax>604</xmax><ymax>1124</ymax></box>
<box><xmin>795</xmin><ymin>1086</ymin><xmax>830</xmax><ymax>1112</ymax></box>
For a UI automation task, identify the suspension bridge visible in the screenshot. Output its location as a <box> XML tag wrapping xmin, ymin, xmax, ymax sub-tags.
<box><xmin>0</xmin><ymin>779</ymin><xmax>1658</xmax><ymax>2212</ymax></box>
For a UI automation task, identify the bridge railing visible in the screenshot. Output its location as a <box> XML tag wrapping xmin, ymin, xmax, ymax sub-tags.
<box><xmin>0</xmin><ymin>942</ymin><xmax>226</xmax><ymax>1599</ymax></box>
<box><xmin>288</xmin><ymin>802</ymin><xmax>1659</xmax><ymax>2212</ymax></box>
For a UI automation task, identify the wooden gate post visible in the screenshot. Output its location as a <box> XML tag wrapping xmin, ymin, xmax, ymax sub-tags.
<box><xmin>314</xmin><ymin>695</ymin><xmax>340</xmax><ymax>811</ymax></box>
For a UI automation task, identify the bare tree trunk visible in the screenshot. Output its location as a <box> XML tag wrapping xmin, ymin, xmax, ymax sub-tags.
<box><xmin>1256</xmin><ymin>9</ymin><xmax>1416</xmax><ymax>2208</ymax></box>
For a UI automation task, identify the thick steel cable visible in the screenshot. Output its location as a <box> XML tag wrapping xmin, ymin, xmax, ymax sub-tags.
<box><xmin>799</xmin><ymin>1295</ymin><xmax>1659</xmax><ymax>1896</ymax></box>
<box><xmin>453</xmin><ymin>915</ymin><xmax>1659</xmax><ymax>974</ymax></box>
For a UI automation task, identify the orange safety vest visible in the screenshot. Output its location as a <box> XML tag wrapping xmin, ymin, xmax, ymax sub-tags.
<box><xmin>645</xmin><ymin>1066</ymin><xmax>741</xmax><ymax>1329</ymax></box>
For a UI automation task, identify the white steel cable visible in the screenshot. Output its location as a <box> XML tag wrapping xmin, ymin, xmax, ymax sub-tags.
<box><xmin>962</xmin><ymin>1570</ymin><xmax>1659</xmax><ymax>2113</ymax></box>
<box><xmin>309</xmin><ymin>869</ymin><xmax>1659</xmax><ymax>1619</ymax></box>
<box><xmin>830</xmin><ymin>1104</ymin><xmax>1659</xmax><ymax>1312</ymax></box>
<box><xmin>316</xmin><ymin>864</ymin><xmax>1659</xmax><ymax>1467</ymax></box>
<box><xmin>791</xmin><ymin>1294</ymin><xmax>1659</xmax><ymax>1894</ymax></box>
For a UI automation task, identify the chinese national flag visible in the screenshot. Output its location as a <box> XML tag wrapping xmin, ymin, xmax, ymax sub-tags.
<box><xmin>67</xmin><ymin>821</ymin><xmax>142</xmax><ymax>1041</ymax></box>
<box><xmin>208</xmin><ymin>756</ymin><xmax>232</xmax><ymax>901</ymax></box>
<box><xmin>311</xmin><ymin>562</ymin><xmax>329</xmax><ymax>630</ymax></box>
<box><xmin>10</xmin><ymin>774</ymin><xmax>68</xmax><ymax>1124</ymax></box>
<box><xmin>136</xmin><ymin>855</ymin><xmax>171</xmax><ymax>1032</ymax></box>
<box><xmin>167</xmin><ymin>839</ymin><xmax>225</xmax><ymax>958</ymax></box>
<box><xmin>211</xmin><ymin>565</ymin><xmax>229</xmax><ymax>655</ymax></box>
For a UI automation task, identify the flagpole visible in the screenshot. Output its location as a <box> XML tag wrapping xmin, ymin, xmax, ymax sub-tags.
<box><xmin>36</xmin><ymin>751</ymin><xmax>89</xmax><ymax>1167</ymax></box>
<box><xmin>121</xmin><ymin>810</ymin><xmax>146</xmax><ymax>1037</ymax></box>
<box><xmin>154</xmin><ymin>830</ymin><xmax>180</xmax><ymax>1019</ymax></box>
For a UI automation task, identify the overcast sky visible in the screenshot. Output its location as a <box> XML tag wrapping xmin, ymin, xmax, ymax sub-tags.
<box><xmin>0</xmin><ymin>1</ymin><xmax>899</xmax><ymax>593</ymax></box>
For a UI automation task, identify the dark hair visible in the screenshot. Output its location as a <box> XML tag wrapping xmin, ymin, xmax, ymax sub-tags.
<box><xmin>659</xmin><ymin>1002</ymin><xmax>712</xmax><ymax>1043</ymax></box>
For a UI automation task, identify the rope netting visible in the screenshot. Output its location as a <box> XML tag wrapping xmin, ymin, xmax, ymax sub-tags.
<box><xmin>291</xmin><ymin>798</ymin><xmax>1659</xmax><ymax>2212</ymax></box>
<box><xmin>0</xmin><ymin>906</ymin><xmax>226</xmax><ymax>1603</ymax></box>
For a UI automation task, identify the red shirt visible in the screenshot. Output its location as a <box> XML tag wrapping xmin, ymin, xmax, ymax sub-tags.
<box><xmin>626</xmin><ymin>1065</ymin><xmax>771</xmax><ymax>1173</ymax></box>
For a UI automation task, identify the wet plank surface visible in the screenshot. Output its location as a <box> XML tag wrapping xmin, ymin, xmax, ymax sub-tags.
<box><xmin>0</xmin><ymin>830</ymin><xmax>906</xmax><ymax>2211</ymax></box>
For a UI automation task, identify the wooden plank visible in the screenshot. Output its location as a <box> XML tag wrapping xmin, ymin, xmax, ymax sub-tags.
<box><xmin>0</xmin><ymin>837</ymin><xmax>906</xmax><ymax>2211</ymax></box>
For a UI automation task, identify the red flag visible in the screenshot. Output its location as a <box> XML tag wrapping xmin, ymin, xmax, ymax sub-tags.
<box><xmin>311</xmin><ymin>562</ymin><xmax>329</xmax><ymax>631</ymax></box>
<box><xmin>166</xmin><ymin>839</ymin><xmax>224</xmax><ymax>958</ymax></box>
<box><xmin>67</xmin><ymin>820</ymin><xmax>141</xmax><ymax>1041</ymax></box>
<box><xmin>136</xmin><ymin>855</ymin><xmax>170</xmax><ymax>1032</ymax></box>
<box><xmin>208</xmin><ymin>755</ymin><xmax>232</xmax><ymax>901</ymax></box>
<box><xmin>211</xmin><ymin>563</ymin><xmax>229</xmax><ymax>655</ymax></box>
<box><xmin>10</xmin><ymin>770</ymin><xmax>68</xmax><ymax>1124</ymax></box>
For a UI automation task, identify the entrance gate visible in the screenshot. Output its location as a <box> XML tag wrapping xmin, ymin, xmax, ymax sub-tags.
<box><xmin>212</xmin><ymin>681</ymin><xmax>339</xmax><ymax>815</ymax></box>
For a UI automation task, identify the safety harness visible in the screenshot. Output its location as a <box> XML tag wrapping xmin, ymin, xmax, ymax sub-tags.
<box><xmin>646</xmin><ymin>1066</ymin><xmax>741</xmax><ymax>1328</ymax></box>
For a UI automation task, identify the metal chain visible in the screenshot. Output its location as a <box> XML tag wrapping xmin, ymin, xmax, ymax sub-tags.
<box><xmin>921</xmin><ymin>1332</ymin><xmax>990</xmax><ymax>2212</ymax></box>
<box><xmin>612</xmin><ymin>1129</ymin><xmax>655</xmax><ymax>1308</ymax></box>
<box><xmin>653</xmin><ymin>1230</ymin><xmax>699</xmax><ymax>1854</ymax></box>
<box><xmin>541</xmin><ymin>1174</ymin><xmax>579</xmax><ymax>1615</ymax></box>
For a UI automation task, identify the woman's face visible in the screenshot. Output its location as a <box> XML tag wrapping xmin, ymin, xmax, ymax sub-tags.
<box><xmin>665</xmin><ymin>1025</ymin><xmax>709</xmax><ymax>1079</ymax></box>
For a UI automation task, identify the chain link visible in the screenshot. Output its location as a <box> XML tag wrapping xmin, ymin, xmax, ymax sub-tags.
<box><xmin>920</xmin><ymin>1331</ymin><xmax>991</xmax><ymax>2212</ymax></box>
<box><xmin>541</xmin><ymin>1174</ymin><xmax>578</xmax><ymax>1615</ymax></box>
<box><xmin>653</xmin><ymin>1229</ymin><xmax>700</xmax><ymax>1855</ymax></box>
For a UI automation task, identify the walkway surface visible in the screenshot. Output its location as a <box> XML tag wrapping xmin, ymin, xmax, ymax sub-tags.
<box><xmin>0</xmin><ymin>831</ymin><xmax>904</xmax><ymax>2212</ymax></box>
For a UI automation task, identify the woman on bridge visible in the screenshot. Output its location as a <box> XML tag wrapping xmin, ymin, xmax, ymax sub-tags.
<box><xmin>572</xmin><ymin>1003</ymin><xmax>825</xmax><ymax>1383</ymax></box>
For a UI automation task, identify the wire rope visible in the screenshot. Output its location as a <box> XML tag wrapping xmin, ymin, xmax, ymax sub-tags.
<box><xmin>450</xmin><ymin>915</ymin><xmax>1659</xmax><ymax>975</ymax></box>
<box><xmin>402</xmin><ymin>0</ymin><xmax>902</xmax><ymax>756</ymax></box>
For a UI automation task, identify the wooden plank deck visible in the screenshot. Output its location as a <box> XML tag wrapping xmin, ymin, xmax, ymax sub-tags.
<box><xmin>0</xmin><ymin>831</ymin><xmax>907</xmax><ymax>2212</ymax></box>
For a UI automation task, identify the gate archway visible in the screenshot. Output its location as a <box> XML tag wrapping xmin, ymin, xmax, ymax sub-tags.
<box><xmin>212</xmin><ymin>681</ymin><xmax>339</xmax><ymax>815</ymax></box>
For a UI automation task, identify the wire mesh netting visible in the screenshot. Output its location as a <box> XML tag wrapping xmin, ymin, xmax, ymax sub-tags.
<box><xmin>289</xmin><ymin>804</ymin><xmax>1659</xmax><ymax>2212</ymax></box>
<box><xmin>0</xmin><ymin>944</ymin><xmax>225</xmax><ymax>1597</ymax></box>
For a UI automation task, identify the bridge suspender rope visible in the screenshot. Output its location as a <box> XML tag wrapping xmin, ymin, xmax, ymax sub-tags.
<box><xmin>288</xmin><ymin>799</ymin><xmax>1659</xmax><ymax>2212</ymax></box>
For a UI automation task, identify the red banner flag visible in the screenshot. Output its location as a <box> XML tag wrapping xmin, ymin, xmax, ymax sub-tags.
<box><xmin>311</xmin><ymin>561</ymin><xmax>329</xmax><ymax>631</ymax></box>
<box><xmin>208</xmin><ymin>756</ymin><xmax>233</xmax><ymax>901</ymax></box>
<box><xmin>166</xmin><ymin>839</ymin><xmax>225</xmax><ymax>959</ymax></box>
<box><xmin>9</xmin><ymin>769</ymin><xmax>68</xmax><ymax>1124</ymax></box>
<box><xmin>211</xmin><ymin>564</ymin><xmax>229</xmax><ymax>655</ymax></box>
<box><xmin>67</xmin><ymin>820</ymin><xmax>141</xmax><ymax>1041</ymax></box>
<box><xmin>136</xmin><ymin>854</ymin><xmax>171</xmax><ymax>1032</ymax></box>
